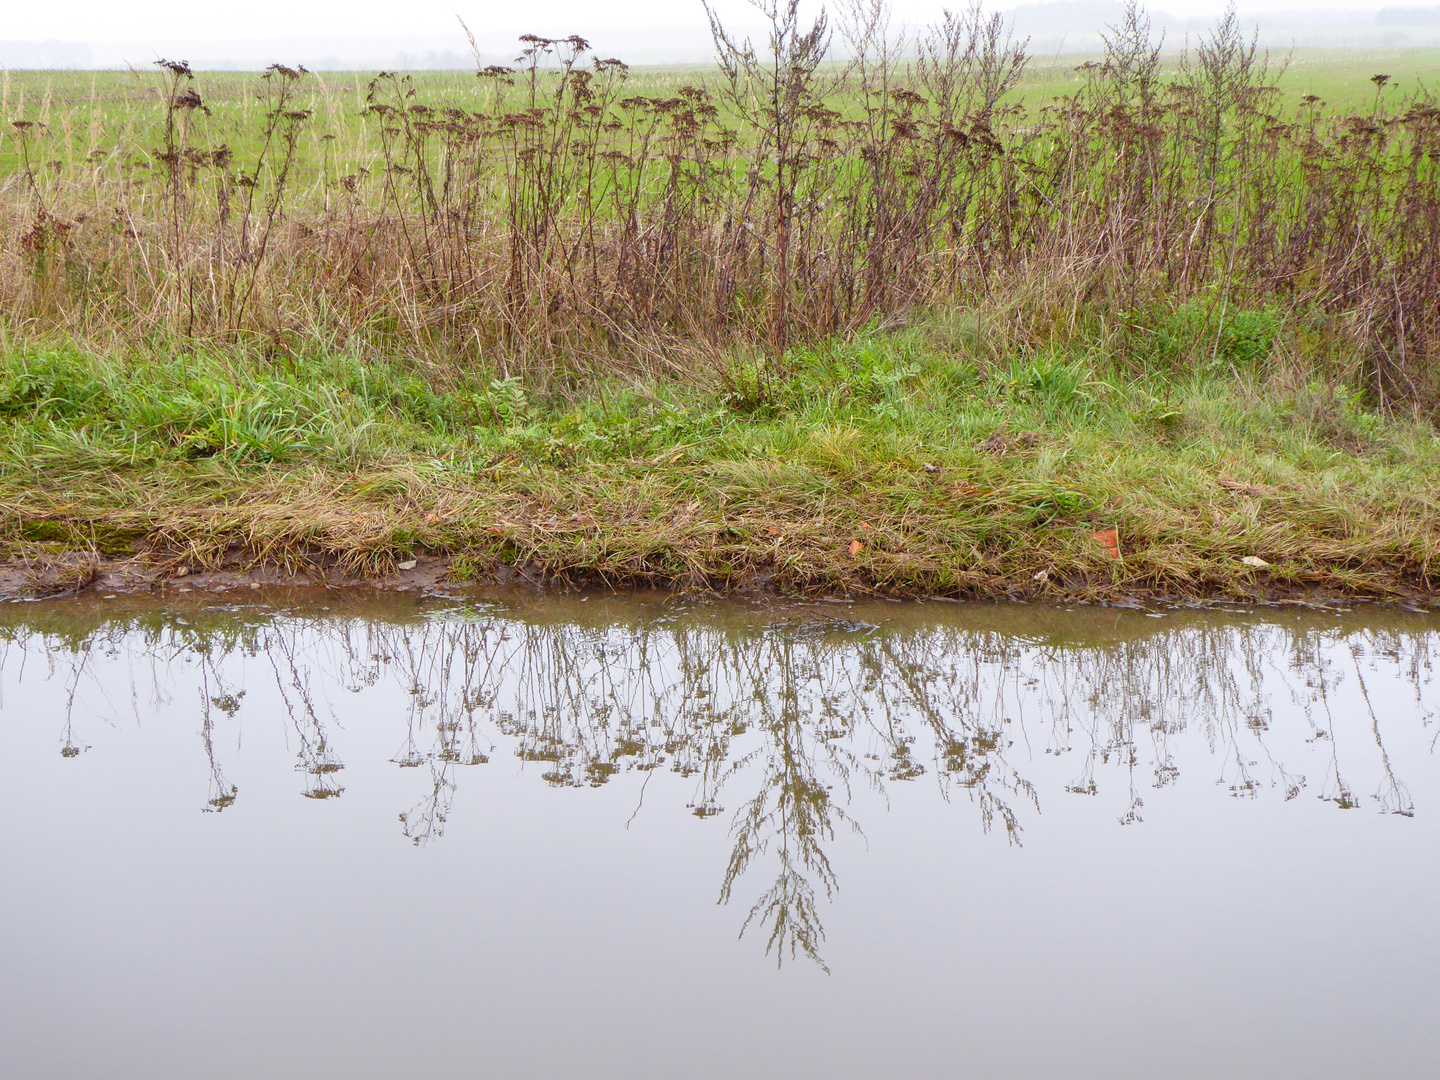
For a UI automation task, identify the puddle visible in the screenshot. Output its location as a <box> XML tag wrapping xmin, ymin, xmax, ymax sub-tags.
<box><xmin>2</xmin><ymin>595</ymin><xmax>1437</xmax><ymax>1078</ymax></box>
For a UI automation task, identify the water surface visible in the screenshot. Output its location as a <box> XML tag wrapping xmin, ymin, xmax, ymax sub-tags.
<box><xmin>2</xmin><ymin>594</ymin><xmax>1437</xmax><ymax>1079</ymax></box>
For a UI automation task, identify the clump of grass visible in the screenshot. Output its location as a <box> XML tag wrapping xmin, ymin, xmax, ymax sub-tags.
<box><xmin>22</xmin><ymin>550</ymin><xmax>99</xmax><ymax>597</ymax></box>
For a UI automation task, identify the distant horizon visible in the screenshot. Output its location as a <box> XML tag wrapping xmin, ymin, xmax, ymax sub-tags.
<box><xmin>3</xmin><ymin>2</ymin><xmax>1440</xmax><ymax>70</ymax></box>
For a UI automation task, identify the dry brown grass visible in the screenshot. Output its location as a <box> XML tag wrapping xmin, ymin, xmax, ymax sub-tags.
<box><xmin>20</xmin><ymin>548</ymin><xmax>99</xmax><ymax>597</ymax></box>
<box><xmin>4</xmin><ymin>415</ymin><xmax>1438</xmax><ymax>603</ymax></box>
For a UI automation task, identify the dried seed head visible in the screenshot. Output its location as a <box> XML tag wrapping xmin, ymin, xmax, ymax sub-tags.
<box><xmin>153</xmin><ymin>58</ymin><xmax>194</xmax><ymax>79</ymax></box>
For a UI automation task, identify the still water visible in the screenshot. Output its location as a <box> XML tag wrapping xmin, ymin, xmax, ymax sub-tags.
<box><xmin>1</xmin><ymin>593</ymin><xmax>1437</xmax><ymax>1079</ymax></box>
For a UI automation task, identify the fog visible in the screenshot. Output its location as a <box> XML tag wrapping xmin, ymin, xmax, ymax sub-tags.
<box><xmin>2</xmin><ymin>1</ymin><xmax>1436</xmax><ymax>70</ymax></box>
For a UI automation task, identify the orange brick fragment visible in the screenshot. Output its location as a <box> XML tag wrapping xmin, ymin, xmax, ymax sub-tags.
<box><xmin>1091</xmin><ymin>528</ymin><xmax>1121</xmax><ymax>559</ymax></box>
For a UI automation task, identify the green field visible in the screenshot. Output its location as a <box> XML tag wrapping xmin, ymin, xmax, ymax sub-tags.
<box><xmin>2</xmin><ymin>47</ymin><xmax>1437</xmax><ymax>175</ymax></box>
<box><xmin>1019</xmin><ymin>46</ymin><xmax>1440</xmax><ymax>106</ymax></box>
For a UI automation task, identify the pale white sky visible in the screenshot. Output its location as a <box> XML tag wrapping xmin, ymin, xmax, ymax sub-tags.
<box><xmin>2</xmin><ymin>0</ymin><xmax>1408</xmax><ymax>43</ymax></box>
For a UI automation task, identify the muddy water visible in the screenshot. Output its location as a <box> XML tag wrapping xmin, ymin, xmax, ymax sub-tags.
<box><xmin>1</xmin><ymin>593</ymin><xmax>1437</xmax><ymax>1079</ymax></box>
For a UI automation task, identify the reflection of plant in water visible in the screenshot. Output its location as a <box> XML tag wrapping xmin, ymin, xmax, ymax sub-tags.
<box><xmin>59</xmin><ymin>652</ymin><xmax>88</xmax><ymax>759</ymax></box>
<box><xmin>267</xmin><ymin>632</ymin><xmax>344</xmax><ymax>800</ymax></box>
<box><xmin>383</xmin><ymin>619</ymin><xmax>496</xmax><ymax>845</ymax></box>
<box><xmin>198</xmin><ymin>651</ymin><xmax>242</xmax><ymax>811</ymax></box>
<box><xmin>713</xmin><ymin>633</ymin><xmax>864</xmax><ymax>970</ymax></box>
<box><xmin>3</xmin><ymin>606</ymin><xmax>1438</xmax><ymax>967</ymax></box>
<box><xmin>1349</xmin><ymin>643</ymin><xmax>1415</xmax><ymax>817</ymax></box>
<box><xmin>37</xmin><ymin>639</ymin><xmax>100</xmax><ymax>759</ymax></box>
<box><xmin>861</xmin><ymin>631</ymin><xmax>1034</xmax><ymax>838</ymax></box>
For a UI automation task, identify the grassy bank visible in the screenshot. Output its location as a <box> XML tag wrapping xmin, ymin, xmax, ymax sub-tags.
<box><xmin>3</xmin><ymin>305</ymin><xmax>1438</xmax><ymax>601</ymax></box>
<box><xmin>4</xmin><ymin>2</ymin><xmax>1439</xmax><ymax>601</ymax></box>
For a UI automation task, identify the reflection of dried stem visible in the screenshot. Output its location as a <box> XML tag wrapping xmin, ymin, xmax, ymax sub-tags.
<box><xmin>58</xmin><ymin>648</ymin><xmax>89</xmax><ymax>759</ymax></box>
<box><xmin>1350</xmin><ymin>644</ymin><xmax>1415</xmax><ymax>817</ymax></box>
<box><xmin>1309</xmin><ymin>648</ymin><xmax>1358</xmax><ymax>810</ymax></box>
<box><xmin>198</xmin><ymin>655</ymin><xmax>241</xmax><ymax>811</ymax></box>
<box><xmin>267</xmin><ymin>633</ymin><xmax>344</xmax><ymax>800</ymax></box>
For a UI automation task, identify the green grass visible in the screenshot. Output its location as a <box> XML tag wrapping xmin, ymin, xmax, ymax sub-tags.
<box><xmin>2</xmin><ymin>306</ymin><xmax>1437</xmax><ymax>599</ymax></box>
<box><xmin>3</xmin><ymin>47</ymin><xmax>1436</xmax><ymax>175</ymax></box>
<box><xmin>1010</xmin><ymin>46</ymin><xmax>1440</xmax><ymax>109</ymax></box>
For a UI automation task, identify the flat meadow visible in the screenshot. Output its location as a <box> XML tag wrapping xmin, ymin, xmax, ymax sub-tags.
<box><xmin>4</xmin><ymin>47</ymin><xmax>1436</xmax><ymax>179</ymax></box>
<box><xmin>1</xmin><ymin>2</ymin><xmax>1439</xmax><ymax>601</ymax></box>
